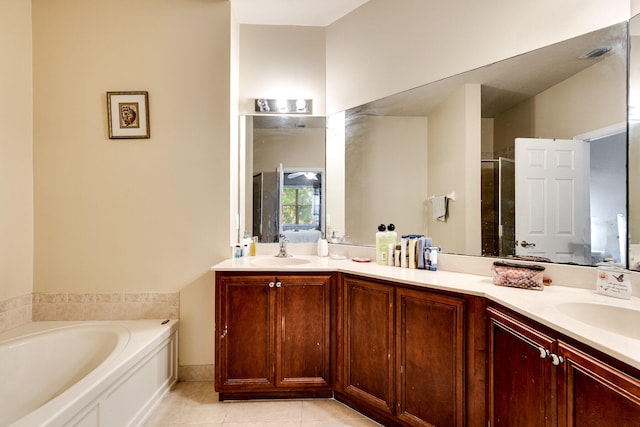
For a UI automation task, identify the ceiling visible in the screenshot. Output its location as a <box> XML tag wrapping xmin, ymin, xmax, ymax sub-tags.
<box><xmin>230</xmin><ymin>0</ymin><xmax>370</xmax><ymax>26</ymax></box>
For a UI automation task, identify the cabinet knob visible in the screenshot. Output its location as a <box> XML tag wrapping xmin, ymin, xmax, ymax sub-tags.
<box><xmin>550</xmin><ymin>353</ymin><xmax>564</xmax><ymax>366</ymax></box>
<box><xmin>538</xmin><ymin>347</ymin><xmax>548</xmax><ymax>359</ymax></box>
<box><xmin>276</xmin><ymin>281</ymin><xmax>282</xmax><ymax>288</ymax></box>
<box><xmin>268</xmin><ymin>281</ymin><xmax>275</xmax><ymax>288</ymax></box>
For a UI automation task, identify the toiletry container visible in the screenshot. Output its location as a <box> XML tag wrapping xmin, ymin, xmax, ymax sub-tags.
<box><xmin>386</xmin><ymin>224</ymin><xmax>397</xmax><ymax>266</ymax></box>
<box><xmin>387</xmin><ymin>243</ymin><xmax>394</xmax><ymax>266</ymax></box>
<box><xmin>376</xmin><ymin>224</ymin><xmax>388</xmax><ymax>265</ymax></box>
<box><xmin>400</xmin><ymin>236</ymin><xmax>408</xmax><ymax>268</ymax></box>
<box><xmin>429</xmin><ymin>247</ymin><xmax>438</xmax><ymax>271</ymax></box>
<box><xmin>387</xmin><ymin>224</ymin><xmax>397</xmax><ymax>246</ymax></box>
<box><xmin>317</xmin><ymin>235</ymin><xmax>329</xmax><ymax>257</ymax></box>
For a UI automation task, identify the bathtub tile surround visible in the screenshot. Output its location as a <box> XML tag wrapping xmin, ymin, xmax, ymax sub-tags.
<box><xmin>144</xmin><ymin>381</ymin><xmax>382</xmax><ymax>426</ymax></box>
<box><xmin>0</xmin><ymin>293</ymin><xmax>32</xmax><ymax>333</ymax></box>
<box><xmin>32</xmin><ymin>291</ymin><xmax>179</xmax><ymax>321</ymax></box>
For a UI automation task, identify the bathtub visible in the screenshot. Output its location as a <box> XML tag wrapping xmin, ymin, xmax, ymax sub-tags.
<box><xmin>0</xmin><ymin>319</ymin><xmax>178</xmax><ymax>427</ymax></box>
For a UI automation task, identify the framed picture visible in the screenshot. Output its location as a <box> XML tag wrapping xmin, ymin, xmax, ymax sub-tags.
<box><xmin>107</xmin><ymin>91</ymin><xmax>150</xmax><ymax>139</ymax></box>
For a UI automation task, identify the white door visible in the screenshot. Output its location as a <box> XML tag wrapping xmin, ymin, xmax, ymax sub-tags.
<box><xmin>515</xmin><ymin>138</ymin><xmax>591</xmax><ymax>264</ymax></box>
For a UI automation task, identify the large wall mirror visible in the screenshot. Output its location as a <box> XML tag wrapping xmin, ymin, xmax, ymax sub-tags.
<box><xmin>326</xmin><ymin>21</ymin><xmax>628</xmax><ymax>267</ymax></box>
<box><xmin>237</xmin><ymin>20</ymin><xmax>635</xmax><ymax>269</ymax></box>
<box><xmin>629</xmin><ymin>14</ymin><xmax>640</xmax><ymax>270</ymax></box>
<box><xmin>240</xmin><ymin>115</ymin><xmax>326</xmax><ymax>244</ymax></box>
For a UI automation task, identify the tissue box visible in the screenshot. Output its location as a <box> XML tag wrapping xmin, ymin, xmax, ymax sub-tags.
<box><xmin>491</xmin><ymin>261</ymin><xmax>545</xmax><ymax>290</ymax></box>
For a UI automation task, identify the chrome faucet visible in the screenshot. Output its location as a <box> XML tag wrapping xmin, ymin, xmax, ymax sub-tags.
<box><xmin>276</xmin><ymin>234</ymin><xmax>290</xmax><ymax>258</ymax></box>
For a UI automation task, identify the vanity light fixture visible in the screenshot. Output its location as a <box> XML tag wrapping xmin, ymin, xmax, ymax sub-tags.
<box><xmin>255</xmin><ymin>98</ymin><xmax>313</xmax><ymax>114</ymax></box>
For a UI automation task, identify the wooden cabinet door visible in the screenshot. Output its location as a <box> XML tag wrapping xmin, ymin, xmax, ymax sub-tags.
<box><xmin>342</xmin><ymin>276</ymin><xmax>395</xmax><ymax>416</ymax></box>
<box><xmin>396</xmin><ymin>288</ymin><xmax>465</xmax><ymax>427</ymax></box>
<box><xmin>487</xmin><ymin>307</ymin><xmax>556</xmax><ymax>427</ymax></box>
<box><xmin>558</xmin><ymin>341</ymin><xmax>640</xmax><ymax>427</ymax></box>
<box><xmin>276</xmin><ymin>274</ymin><xmax>332</xmax><ymax>388</ymax></box>
<box><xmin>216</xmin><ymin>274</ymin><xmax>276</xmax><ymax>391</ymax></box>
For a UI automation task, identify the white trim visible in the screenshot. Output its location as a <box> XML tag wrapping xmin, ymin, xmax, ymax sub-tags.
<box><xmin>574</xmin><ymin>122</ymin><xmax>626</xmax><ymax>141</ymax></box>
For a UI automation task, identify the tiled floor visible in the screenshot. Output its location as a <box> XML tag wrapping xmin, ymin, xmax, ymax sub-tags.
<box><xmin>144</xmin><ymin>381</ymin><xmax>382</xmax><ymax>427</ymax></box>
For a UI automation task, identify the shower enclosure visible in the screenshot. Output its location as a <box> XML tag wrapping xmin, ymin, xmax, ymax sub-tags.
<box><xmin>481</xmin><ymin>158</ymin><xmax>515</xmax><ymax>257</ymax></box>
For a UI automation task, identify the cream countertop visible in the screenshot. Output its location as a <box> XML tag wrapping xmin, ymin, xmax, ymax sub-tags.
<box><xmin>211</xmin><ymin>252</ymin><xmax>640</xmax><ymax>372</ymax></box>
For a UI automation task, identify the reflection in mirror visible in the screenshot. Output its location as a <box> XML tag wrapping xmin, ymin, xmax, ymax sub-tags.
<box><xmin>327</xmin><ymin>22</ymin><xmax>627</xmax><ymax>267</ymax></box>
<box><xmin>241</xmin><ymin>115</ymin><xmax>326</xmax><ymax>243</ymax></box>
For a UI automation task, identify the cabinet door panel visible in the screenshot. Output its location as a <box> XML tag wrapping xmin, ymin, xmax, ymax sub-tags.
<box><xmin>217</xmin><ymin>275</ymin><xmax>275</xmax><ymax>389</ymax></box>
<box><xmin>343</xmin><ymin>277</ymin><xmax>395</xmax><ymax>415</ymax></box>
<box><xmin>558</xmin><ymin>341</ymin><xmax>640</xmax><ymax>427</ymax></box>
<box><xmin>396</xmin><ymin>288</ymin><xmax>465</xmax><ymax>427</ymax></box>
<box><xmin>488</xmin><ymin>308</ymin><xmax>556</xmax><ymax>427</ymax></box>
<box><xmin>277</xmin><ymin>275</ymin><xmax>331</xmax><ymax>387</ymax></box>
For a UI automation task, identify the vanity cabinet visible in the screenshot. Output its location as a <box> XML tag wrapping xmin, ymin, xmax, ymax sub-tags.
<box><xmin>488</xmin><ymin>306</ymin><xmax>640</xmax><ymax>427</ymax></box>
<box><xmin>336</xmin><ymin>275</ymin><xmax>470</xmax><ymax>427</ymax></box>
<box><xmin>215</xmin><ymin>272</ymin><xmax>334</xmax><ymax>399</ymax></box>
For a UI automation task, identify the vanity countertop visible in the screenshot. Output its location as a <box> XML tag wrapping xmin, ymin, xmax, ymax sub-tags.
<box><xmin>212</xmin><ymin>255</ymin><xmax>640</xmax><ymax>371</ymax></box>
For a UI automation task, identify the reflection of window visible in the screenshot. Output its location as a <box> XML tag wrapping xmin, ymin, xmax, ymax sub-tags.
<box><xmin>281</xmin><ymin>171</ymin><xmax>322</xmax><ymax>230</ymax></box>
<box><xmin>282</xmin><ymin>187</ymin><xmax>315</xmax><ymax>226</ymax></box>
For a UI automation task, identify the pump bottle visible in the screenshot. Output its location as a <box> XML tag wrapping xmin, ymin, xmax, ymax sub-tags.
<box><xmin>376</xmin><ymin>224</ymin><xmax>388</xmax><ymax>265</ymax></box>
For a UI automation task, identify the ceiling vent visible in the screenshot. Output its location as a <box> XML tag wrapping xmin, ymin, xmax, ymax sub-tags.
<box><xmin>579</xmin><ymin>47</ymin><xmax>612</xmax><ymax>59</ymax></box>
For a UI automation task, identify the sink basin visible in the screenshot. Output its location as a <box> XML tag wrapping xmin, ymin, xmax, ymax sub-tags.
<box><xmin>250</xmin><ymin>257</ymin><xmax>312</xmax><ymax>267</ymax></box>
<box><xmin>555</xmin><ymin>302</ymin><xmax>640</xmax><ymax>340</ymax></box>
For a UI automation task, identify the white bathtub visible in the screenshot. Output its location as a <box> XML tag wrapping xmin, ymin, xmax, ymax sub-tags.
<box><xmin>0</xmin><ymin>319</ymin><xmax>178</xmax><ymax>427</ymax></box>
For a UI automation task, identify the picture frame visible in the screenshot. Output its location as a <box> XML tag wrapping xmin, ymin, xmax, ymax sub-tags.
<box><xmin>106</xmin><ymin>91</ymin><xmax>150</xmax><ymax>139</ymax></box>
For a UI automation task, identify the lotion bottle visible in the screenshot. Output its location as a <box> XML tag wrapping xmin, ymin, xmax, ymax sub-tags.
<box><xmin>376</xmin><ymin>224</ymin><xmax>388</xmax><ymax>265</ymax></box>
<box><xmin>387</xmin><ymin>224</ymin><xmax>397</xmax><ymax>246</ymax></box>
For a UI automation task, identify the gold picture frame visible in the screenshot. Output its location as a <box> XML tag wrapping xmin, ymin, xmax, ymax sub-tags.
<box><xmin>107</xmin><ymin>91</ymin><xmax>150</xmax><ymax>139</ymax></box>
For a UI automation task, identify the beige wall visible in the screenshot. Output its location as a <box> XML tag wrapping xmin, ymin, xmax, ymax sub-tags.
<box><xmin>326</xmin><ymin>0</ymin><xmax>630</xmax><ymax>113</ymax></box>
<box><xmin>344</xmin><ymin>116</ymin><xmax>428</xmax><ymax>243</ymax></box>
<box><xmin>239</xmin><ymin>25</ymin><xmax>326</xmax><ymax>116</ymax></box>
<box><xmin>31</xmin><ymin>0</ymin><xmax>231</xmax><ymax>366</ymax></box>
<box><xmin>427</xmin><ymin>84</ymin><xmax>482</xmax><ymax>256</ymax></box>
<box><xmin>534</xmin><ymin>54</ymin><xmax>627</xmax><ymax>138</ymax></box>
<box><xmin>252</xmin><ymin>128</ymin><xmax>325</xmax><ymax>173</ymax></box>
<box><xmin>493</xmin><ymin>51</ymin><xmax>626</xmax><ymax>156</ymax></box>
<box><xmin>494</xmin><ymin>99</ymin><xmax>535</xmax><ymax>157</ymax></box>
<box><xmin>0</xmin><ymin>0</ymin><xmax>33</xmax><ymax>301</ymax></box>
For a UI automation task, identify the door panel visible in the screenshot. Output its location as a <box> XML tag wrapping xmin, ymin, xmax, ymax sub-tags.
<box><xmin>488</xmin><ymin>308</ymin><xmax>556</xmax><ymax>427</ymax></box>
<box><xmin>558</xmin><ymin>341</ymin><xmax>640</xmax><ymax>427</ymax></box>
<box><xmin>515</xmin><ymin>138</ymin><xmax>590</xmax><ymax>264</ymax></box>
<box><xmin>217</xmin><ymin>275</ymin><xmax>275</xmax><ymax>389</ymax></box>
<box><xmin>277</xmin><ymin>275</ymin><xmax>331</xmax><ymax>387</ymax></box>
<box><xmin>343</xmin><ymin>277</ymin><xmax>395</xmax><ymax>415</ymax></box>
<box><xmin>396</xmin><ymin>288</ymin><xmax>465</xmax><ymax>427</ymax></box>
